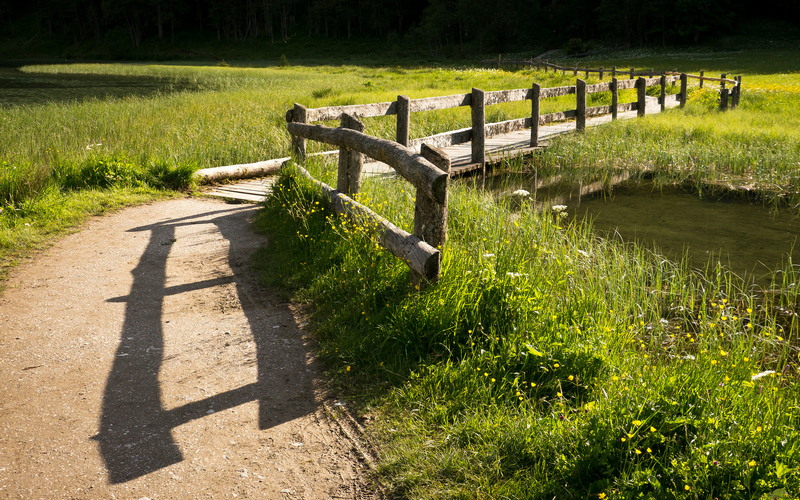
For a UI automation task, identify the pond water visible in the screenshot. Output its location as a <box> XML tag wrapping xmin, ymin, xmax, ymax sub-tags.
<box><xmin>481</xmin><ymin>173</ymin><xmax>800</xmax><ymax>281</ymax></box>
<box><xmin>0</xmin><ymin>67</ymin><xmax>196</xmax><ymax>106</ymax></box>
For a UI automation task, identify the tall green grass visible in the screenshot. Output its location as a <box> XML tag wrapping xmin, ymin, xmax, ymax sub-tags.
<box><xmin>254</xmin><ymin>49</ymin><xmax>800</xmax><ymax>498</ymax></box>
<box><xmin>259</xmin><ymin>155</ymin><xmax>800</xmax><ymax>498</ymax></box>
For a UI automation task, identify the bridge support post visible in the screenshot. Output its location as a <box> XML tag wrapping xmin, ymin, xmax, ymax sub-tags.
<box><xmin>637</xmin><ymin>77</ymin><xmax>647</xmax><ymax>117</ymax></box>
<box><xmin>290</xmin><ymin>103</ymin><xmax>308</xmax><ymax>160</ymax></box>
<box><xmin>611</xmin><ymin>78</ymin><xmax>619</xmax><ymax>120</ymax></box>
<box><xmin>530</xmin><ymin>83</ymin><xmax>540</xmax><ymax>147</ymax></box>
<box><xmin>679</xmin><ymin>73</ymin><xmax>688</xmax><ymax>108</ymax></box>
<box><xmin>720</xmin><ymin>88</ymin><xmax>729</xmax><ymax>111</ymax></box>
<box><xmin>412</xmin><ymin>144</ymin><xmax>450</xmax><ymax>287</ymax></box>
<box><xmin>732</xmin><ymin>76</ymin><xmax>742</xmax><ymax>108</ymax></box>
<box><xmin>396</xmin><ymin>95</ymin><xmax>411</xmax><ymax>147</ymax></box>
<box><xmin>471</xmin><ymin>88</ymin><xmax>486</xmax><ymax>164</ymax></box>
<box><xmin>337</xmin><ymin>113</ymin><xmax>365</xmax><ymax>195</ymax></box>
<box><xmin>576</xmin><ymin>79</ymin><xmax>587</xmax><ymax>132</ymax></box>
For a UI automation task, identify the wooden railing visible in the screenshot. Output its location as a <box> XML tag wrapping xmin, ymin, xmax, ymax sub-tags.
<box><xmin>286</xmin><ymin>114</ymin><xmax>450</xmax><ymax>283</ymax></box>
<box><xmin>285</xmin><ymin>70</ymin><xmax>740</xmax><ymax>282</ymax></box>
<box><xmin>287</xmin><ymin>72</ymin><xmax>741</xmax><ymax>169</ymax></box>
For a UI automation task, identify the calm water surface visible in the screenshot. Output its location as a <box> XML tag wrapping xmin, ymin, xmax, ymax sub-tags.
<box><xmin>483</xmin><ymin>174</ymin><xmax>800</xmax><ymax>280</ymax></box>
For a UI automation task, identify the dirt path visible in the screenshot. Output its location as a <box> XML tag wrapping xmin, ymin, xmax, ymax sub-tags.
<box><xmin>0</xmin><ymin>197</ymin><xmax>376</xmax><ymax>499</ymax></box>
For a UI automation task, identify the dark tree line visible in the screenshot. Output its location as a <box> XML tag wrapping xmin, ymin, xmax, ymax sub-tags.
<box><xmin>1</xmin><ymin>0</ymin><xmax>798</xmax><ymax>52</ymax></box>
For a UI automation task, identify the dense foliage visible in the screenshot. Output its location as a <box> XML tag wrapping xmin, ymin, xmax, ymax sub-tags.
<box><xmin>2</xmin><ymin>0</ymin><xmax>798</xmax><ymax>55</ymax></box>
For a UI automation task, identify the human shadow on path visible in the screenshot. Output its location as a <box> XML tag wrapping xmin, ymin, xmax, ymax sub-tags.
<box><xmin>94</xmin><ymin>205</ymin><xmax>318</xmax><ymax>484</ymax></box>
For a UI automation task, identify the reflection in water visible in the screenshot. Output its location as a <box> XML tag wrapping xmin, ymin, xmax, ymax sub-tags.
<box><xmin>478</xmin><ymin>173</ymin><xmax>800</xmax><ymax>280</ymax></box>
<box><xmin>0</xmin><ymin>68</ymin><xmax>196</xmax><ymax>106</ymax></box>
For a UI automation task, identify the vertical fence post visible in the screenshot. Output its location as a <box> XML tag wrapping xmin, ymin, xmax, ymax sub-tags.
<box><xmin>732</xmin><ymin>76</ymin><xmax>742</xmax><ymax>108</ymax></box>
<box><xmin>576</xmin><ymin>79</ymin><xmax>586</xmax><ymax>131</ymax></box>
<box><xmin>679</xmin><ymin>73</ymin><xmax>688</xmax><ymax>108</ymax></box>
<box><xmin>660</xmin><ymin>73</ymin><xmax>667</xmax><ymax>111</ymax></box>
<box><xmin>637</xmin><ymin>77</ymin><xmax>647</xmax><ymax>117</ymax></box>
<box><xmin>396</xmin><ymin>95</ymin><xmax>411</xmax><ymax>147</ymax></box>
<box><xmin>720</xmin><ymin>88</ymin><xmax>729</xmax><ymax>111</ymax></box>
<box><xmin>411</xmin><ymin>144</ymin><xmax>450</xmax><ymax>286</ymax></box>
<box><xmin>290</xmin><ymin>103</ymin><xmax>308</xmax><ymax>160</ymax></box>
<box><xmin>415</xmin><ymin>144</ymin><xmax>450</xmax><ymax>250</ymax></box>
<box><xmin>337</xmin><ymin>113</ymin><xmax>364</xmax><ymax>196</ymax></box>
<box><xmin>611</xmin><ymin>77</ymin><xmax>619</xmax><ymax>120</ymax></box>
<box><xmin>471</xmin><ymin>88</ymin><xmax>485</xmax><ymax>164</ymax></box>
<box><xmin>699</xmin><ymin>70</ymin><xmax>705</xmax><ymax>89</ymax></box>
<box><xmin>720</xmin><ymin>73</ymin><xmax>727</xmax><ymax>91</ymax></box>
<box><xmin>612</xmin><ymin>66</ymin><xmax>617</xmax><ymax>78</ymax></box>
<box><xmin>530</xmin><ymin>82</ymin><xmax>540</xmax><ymax>147</ymax></box>
<box><xmin>573</xmin><ymin>66</ymin><xmax>578</xmax><ymax>77</ymax></box>
<box><xmin>585</xmin><ymin>68</ymin><xmax>590</xmax><ymax>79</ymax></box>
<box><xmin>599</xmin><ymin>67</ymin><xmax>604</xmax><ymax>80</ymax></box>
<box><xmin>630</xmin><ymin>67</ymin><xmax>635</xmax><ymax>79</ymax></box>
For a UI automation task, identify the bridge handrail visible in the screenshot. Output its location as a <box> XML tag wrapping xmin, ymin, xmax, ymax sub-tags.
<box><xmin>287</xmin><ymin>114</ymin><xmax>450</xmax><ymax>283</ymax></box>
<box><xmin>288</xmin><ymin>72</ymin><xmax>741</xmax><ymax>166</ymax></box>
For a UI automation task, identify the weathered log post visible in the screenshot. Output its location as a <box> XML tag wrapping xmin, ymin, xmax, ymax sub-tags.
<box><xmin>611</xmin><ymin>77</ymin><xmax>619</xmax><ymax>120</ymax></box>
<box><xmin>396</xmin><ymin>95</ymin><xmax>411</xmax><ymax>147</ymax></box>
<box><xmin>411</xmin><ymin>144</ymin><xmax>450</xmax><ymax>287</ymax></box>
<box><xmin>637</xmin><ymin>77</ymin><xmax>647</xmax><ymax>117</ymax></box>
<box><xmin>414</xmin><ymin>144</ymin><xmax>450</xmax><ymax>250</ymax></box>
<box><xmin>679</xmin><ymin>73</ymin><xmax>688</xmax><ymax>108</ymax></box>
<box><xmin>660</xmin><ymin>73</ymin><xmax>667</xmax><ymax>111</ymax></box>
<box><xmin>576</xmin><ymin>79</ymin><xmax>587</xmax><ymax>131</ymax></box>
<box><xmin>599</xmin><ymin>67</ymin><xmax>604</xmax><ymax>80</ymax></box>
<box><xmin>612</xmin><ymin>66</ymin><xmax>617</xmax><ymax>78</ymax></box>
<box><xmin>573</xmin><ymin>66</ymin><xmax>578</xmax><ymax>77</ymax></box>
<box><xmin>530</xmin><ymin>82</ymin><xmax>541</xmax><ymax>147</ymax></box>
<box><xmin>720</xmin><ymin>88</ymin><xmax>729</xmax><ymax>110</ymax></box>
<box><xmin>337</xmin><ymin>113</ymin><xmax>365</xmax><ymax>195</ymax></box>
<box><xmin>471</xmin><ymin>88</ymin><xmax>486</xmax><ymax>164</ymax></box>
<box><xmin>699</xmin><ymin>70</ymin><xmax>705</xmax><ymax>89</ymax></box>
<box><xmin>721</xmin><ymin>73</ymin><xmax>727</xmax><ymax>91</ymax></box>
<box><xmin>629</xmin><ymin>67</ymin><xmax>635</xmax><ymax>79</ymax></box>
<box><xmin>290</xmin><ymin>103</ymin><xmax>308</xmax><ymax>160</ymax></box>
<box><xmin>732</xmin><ymin>76</ymin><xmax>742</xmax><ymax>108</ymax></box>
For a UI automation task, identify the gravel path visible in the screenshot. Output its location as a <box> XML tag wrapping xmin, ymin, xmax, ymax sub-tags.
<box><xmin>0</xmin><ymin>197</ymin><xmax>375</xmax><ymax>499</ymax></box>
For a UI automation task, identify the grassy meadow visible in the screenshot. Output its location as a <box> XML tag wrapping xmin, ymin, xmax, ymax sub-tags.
<box><xmin>2</xmin><ymin>47</ymin><xmax>800</xmax><ymax>498</ymax></box>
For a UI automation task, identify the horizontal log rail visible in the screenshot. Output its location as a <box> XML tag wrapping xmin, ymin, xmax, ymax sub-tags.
<box><xmin>284</xmin><ymin>66</ymin><xmax>741</xmax><ymax>285</ymax></box>
<box><xmin>286</xmin><ymin>113</ymin><xmax>450</xmax><ymax>283</ymax></box>
<box><xmin>288</xmin><ymin>70</ymin><xmax>742</xmax><ymax>167</ymax></box>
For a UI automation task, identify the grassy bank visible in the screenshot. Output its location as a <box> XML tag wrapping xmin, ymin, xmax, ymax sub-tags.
<box><xmin>253</xmin><ymin>51</ymin><xmax>800</xmax><ymax>498</ymax></box>
<box><xmin>260</xmin><ymin>157</ymin><xmax>800</xmax><ymax>498</ymax></box>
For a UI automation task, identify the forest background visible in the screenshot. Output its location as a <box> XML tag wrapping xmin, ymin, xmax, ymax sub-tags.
<box><xmin>2</xmin><ymin>0</ymin><xmax>800</xmax><ymax>61</ymax></box>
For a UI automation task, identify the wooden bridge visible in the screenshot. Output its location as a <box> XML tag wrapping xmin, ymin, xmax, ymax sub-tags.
<box><xmin>200</xmin><ymin>69</ymin><xmax>740</xmax><ymax>202</ymax></box>
<box><xmin>197</xmin><ymin>66</ymin><xmax>740</xmax><ymax>281</ymax></box>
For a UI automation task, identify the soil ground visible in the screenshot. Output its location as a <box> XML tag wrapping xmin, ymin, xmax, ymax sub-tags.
<box><xmin>0</xmin><ymin>197</ymin><xmax>377</xmax><ymax>499</ymax></box>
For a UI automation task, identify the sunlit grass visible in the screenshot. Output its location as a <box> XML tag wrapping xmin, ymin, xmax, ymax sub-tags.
<box><xmin>259</xmin><ymin>156</ymin><xmax>800</xmax><ymax>498</ymax></box>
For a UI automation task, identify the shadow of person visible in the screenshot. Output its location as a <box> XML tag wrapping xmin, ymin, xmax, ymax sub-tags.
<box><xmin>94</xmin><ymin>204</ymin><xmax>317</xmax><ymax>484</ymax></box>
